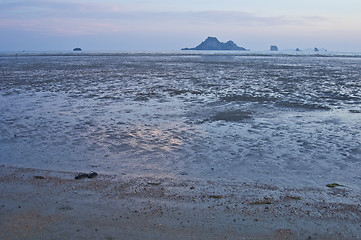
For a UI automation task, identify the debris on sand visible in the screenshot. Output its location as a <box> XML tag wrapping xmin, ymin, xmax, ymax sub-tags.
<box><xmin>34</xmin><ymin>176</ymin><xmax>45</xmax><ymax>180</ymax></box>
<box><xmin>75</xmin><ymin>172</ymin><xmax>98</xmax><ymax>180</ymax></box>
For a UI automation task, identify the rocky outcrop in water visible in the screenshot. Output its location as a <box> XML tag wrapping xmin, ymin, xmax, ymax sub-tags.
<box><xmin>182</xmin><ymin>37</ymin><xmax>246</xmax><ymax>51</ymax></box>
<box><xmin>270</xmin><ymin>45</ymin><xmax>278</xmax><ymax>51</ymax></box>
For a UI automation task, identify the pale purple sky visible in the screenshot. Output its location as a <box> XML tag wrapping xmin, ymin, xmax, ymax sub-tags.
<box><xmin>1</xmin><ymin>0</ymin><xmax>360</xmax><ymax>52</ymax></box>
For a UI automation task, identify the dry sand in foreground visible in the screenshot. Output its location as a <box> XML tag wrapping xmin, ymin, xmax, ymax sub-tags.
<box><xmin>0</xmin><ymin>165</ymin><xmax>360</xmax><ymax>240</ymax></box>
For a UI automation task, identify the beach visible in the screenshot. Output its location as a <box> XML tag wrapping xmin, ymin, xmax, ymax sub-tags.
<box><xmin>1</xmin><ymin>165</ymin><xmax>360</xmax><ymax>240</ymax></box>
<box><xmin>1</xmin><ymin>53</ymin><xmax>360</xmax><ymax>239</ymax></box>
<box><xmin>2</xmin><ymin>0</ymin><xmax>361</xmax><ymax>234</ymax></box>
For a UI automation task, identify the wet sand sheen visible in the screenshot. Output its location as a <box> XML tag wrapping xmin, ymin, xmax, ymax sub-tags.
<box><xmin>1</xmin><ymin>54</ymin><xmax>361</xmax><ymax>189</ymax></box>
<box><xmin>0</xmin><ymin>166</ymin><xmax>360</xmax><ymax>240</ymax></box>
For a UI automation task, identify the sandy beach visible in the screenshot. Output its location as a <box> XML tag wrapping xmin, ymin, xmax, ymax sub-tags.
<box><xmin>0</xmin><ymin>165</ymin><xmax>360</xmax><ymax>240</ymax></box>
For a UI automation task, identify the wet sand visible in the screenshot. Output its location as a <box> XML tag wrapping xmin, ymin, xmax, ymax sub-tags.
<box><xmin>0</xmin><ymin>165</ymin><xmax>360</xmax><ymax>240</ymax></box>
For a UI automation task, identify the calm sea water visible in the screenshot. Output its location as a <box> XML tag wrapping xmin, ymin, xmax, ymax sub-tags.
<box><xmin>1</xmin><ymin>52</ymin><xmax>360</xmax><ymax>188</ymax></box>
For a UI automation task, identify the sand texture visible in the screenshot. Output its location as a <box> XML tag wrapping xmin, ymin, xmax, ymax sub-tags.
<box><xmin>0</xmin><ymin>166</ymin><xmax>360</xmax><ymax>240</ymax></box>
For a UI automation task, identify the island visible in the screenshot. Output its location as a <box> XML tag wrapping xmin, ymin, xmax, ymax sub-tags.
<box><xmin>73</xmin><ymin>48</ymin><xmax>82</xmax><ymax>51</ymax></box>
<box><xmin>270</xmin><ymin>45</ymin><xmax>278</xmax><ymax>51</ymax></box>
<box><xmin>182</xmin><ymin>37</ymin><xmax>246</xmax><ymax>51</ymax></box>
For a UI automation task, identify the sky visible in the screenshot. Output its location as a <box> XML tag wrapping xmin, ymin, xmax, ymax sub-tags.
<box><xmin>1</xmin><ymin>0</ymin><xmax>361</xmax><ymax>52</ymax></box>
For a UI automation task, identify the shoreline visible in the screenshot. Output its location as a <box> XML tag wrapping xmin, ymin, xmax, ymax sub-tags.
<box><xmin>0</xmin><ymin>165</ymin><xmax>360</xmax><ymax>240</ymax></box>
<box><xmin>2</xmin><ymin>50</ymin><xmax>361</xmax><ymax>58</ymax></box>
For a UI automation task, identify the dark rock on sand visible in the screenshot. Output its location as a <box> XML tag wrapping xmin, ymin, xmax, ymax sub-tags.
<box><xmin>75</xmin><ymin>172</ymin><xmax>98</xmax><ymax>179</ymax></box>
<box><xmin>87</xmin><ymin>172</ymin><xmax>98</xmax><ymax>178</ymax></box>
<box><xmin>75</xmin><ymin>173</ymin><xmax>88</xmax><ymax>180</ymax></box>
<box><xmin>34</xmin><ymin>176</ymin><xmax>45</xmax><ymax>180</ymax></box>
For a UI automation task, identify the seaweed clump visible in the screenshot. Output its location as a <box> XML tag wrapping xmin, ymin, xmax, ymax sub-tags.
<box><xmin>249</xmin><ymin>199</ymin><xmax>273</xmax><ymax>205</ymax></box>
<box><xmin>326</xmin><ymin>183</ymin><xmax>344</xmax><ymax>188</ymax></box>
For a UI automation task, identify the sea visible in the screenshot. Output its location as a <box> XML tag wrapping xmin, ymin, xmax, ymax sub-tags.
<box><xmin>0</xmin><ymin>51</ymin><xmax>360</xmax><ymax>189</ymax></box>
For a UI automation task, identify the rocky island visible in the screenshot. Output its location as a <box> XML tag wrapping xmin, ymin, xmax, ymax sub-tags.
<box><xmin>182</xmin><ymin>37</ymin><xmax>246</xmax><ymax>51</ymax></box>
<box><xmin>270</xmin><ymin>45</ymin><xmax>278</xmax><ymax>51</ymax></box>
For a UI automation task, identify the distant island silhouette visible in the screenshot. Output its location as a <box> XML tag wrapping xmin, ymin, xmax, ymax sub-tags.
<box><xmin>182</xmin><ymin>37</ymin><xmax>246</xmax><ymax>51</ymax></box>
<box><xmin>270</xmin><ymin>45</ymin><xmax>278</xmax><ymax>51</ymax></box>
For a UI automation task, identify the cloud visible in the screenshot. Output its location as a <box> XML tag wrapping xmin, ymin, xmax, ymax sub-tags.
<box><xmin>185</xmin><ymin>11</ymin><xmax>328</xmax><ymax>26</ymax></box>
<box><xmin>0</xmin><ymin>1</ymin><xmax>117</xmax><ymax>18</ymax></box>
<box><xmin>0</xmin><ymin>1</ymin><xmax>333</xmax><ymax>36</ymax></box>
<box><xmin>1</xmin><ymin>1</ymin><xmax>360</xmax><ymax>51</ymax></box>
